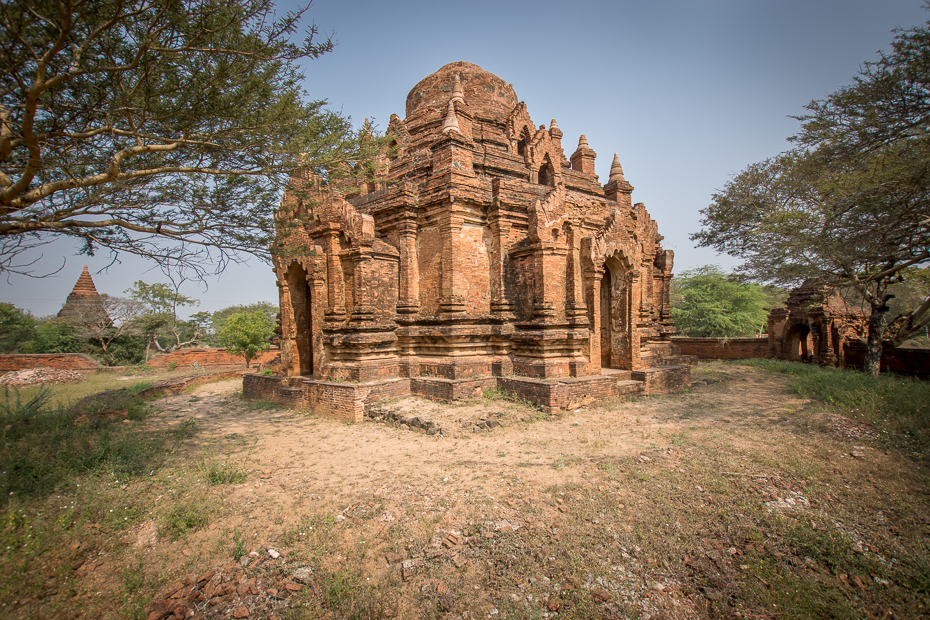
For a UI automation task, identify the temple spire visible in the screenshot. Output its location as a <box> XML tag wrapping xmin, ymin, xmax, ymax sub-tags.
<box><xmin>609</xmin><ymin>153</ymin><xmax>625</xmax><ymax>183</ymax></box>
<box><xmin>442</xmin><ymin>101</ymin><xmax>461</xmax><ymax>134</ymax></box>
<box><xmin>451</xmin><ymin>74</ymin><xmax>465</xmax><ymax>105</ymax></box>
<box><xmin>70</xmin><ymin>265</ymin><xmax>100</xmax><ymax>297</ymax></box>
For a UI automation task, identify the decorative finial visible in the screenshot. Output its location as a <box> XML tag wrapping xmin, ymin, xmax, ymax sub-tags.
<box><xmin>550</xmin><ymin>119</ymin><xmax>559</xmax><ymax>131</ymax></box>
<box><xmin>451</xmin><ymin>74</ymin><xmax>465</xmax><ymax>105</ymax></box>
<box><xmin>609</xmin><ymin>153</ymin><xmax>625</xmax><ymax>183</ymax></box>
<box><xmin>442</xmin><ymin>101</ymin><xmax>460</xmax><ymax>134</ymax></box>
<box><xmin>578</xmin><ymin>135</ymin><xmax>589</xmax><ymax>150</ymax></box>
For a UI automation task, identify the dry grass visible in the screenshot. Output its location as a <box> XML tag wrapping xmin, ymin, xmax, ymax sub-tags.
<box><xmin>1</xmin><ymin>362</ymin><xmax>928</xmax><ymax>620</ymax></box>
<box><xmin>8</xmin><ymin>366</ymin><xmax>214</xmax><ymax>409</ymax></box>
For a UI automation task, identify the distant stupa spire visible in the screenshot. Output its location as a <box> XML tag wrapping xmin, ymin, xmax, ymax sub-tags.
<box><xmin>58</xmin><ymin>265</ymin><xmax>109</xmax><ymax>325</ymax></box>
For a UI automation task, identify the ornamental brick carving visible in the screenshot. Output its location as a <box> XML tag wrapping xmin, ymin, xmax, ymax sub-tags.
<box><xmin>263</xmin><ymin>62</ymin><xmax>693</xmax><ymax>415</ymax></box>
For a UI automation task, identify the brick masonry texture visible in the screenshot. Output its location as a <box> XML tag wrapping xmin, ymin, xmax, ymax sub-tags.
<box><xmin>0</xmin><ymin>353</ymin><xmax>101</xmax><ymax>372</ymax></box>
<box><xmin>0</xmin><ymin>348</ymin><xmax>279</xmax><ymax>376</ymax></box>
<box><xmin>146</xmin><ymin>348</ymin><xmax>279</xmax><ymax>369</ymax></box>
<box><xmin>249</xmin><ymin>61</ymin><xmax>695</xmax><ymax>418</ymax></box>
<box><xmin>673</xmin><ymin>338</ymin><xmax>772</xmax><ymax>360</ymax></box>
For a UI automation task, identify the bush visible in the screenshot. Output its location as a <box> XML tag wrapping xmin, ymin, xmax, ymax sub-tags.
<box><xmin>217</xmin><ymin>311</ymin><xmax>274</xmax><ymax>368</ymax></box>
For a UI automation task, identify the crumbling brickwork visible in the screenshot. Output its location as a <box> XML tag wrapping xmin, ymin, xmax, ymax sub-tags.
<box><xmin>146</xmin><ymin>348</ymin><xmax>279</xmax><ymax>369</ymax></box>
<box><xmin>253</xmin><ymin>62</ymin><xmax>693</xmax><ymax>416</ymax></box>
<box><xmin>768</xmin><ymin>280</ymin><xmax>868</xmax><ymax>368</ymax></box>
<box><xmin>0</xmin><ymin>353</ymin><xmax>101</xmax><ymax>373</ymax></box>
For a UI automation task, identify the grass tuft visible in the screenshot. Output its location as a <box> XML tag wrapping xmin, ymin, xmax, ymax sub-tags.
<box><xmin>741</xmin><ymin>359</ymin><xmax>930</xmax><ymax>458</ymax></box>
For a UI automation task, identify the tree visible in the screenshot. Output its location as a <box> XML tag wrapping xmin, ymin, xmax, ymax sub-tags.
<box><xmin>73</xmin><ymin>294</ymin><xmax>147</xmax><ymax>357</ymax></box>
<box><xmin>0</xmin><ymin>302</ymin><xmax>35</xmax><ymax>352</ymax></box>
<box><xmin>126</xmin><ymin>278</ymin><xmax>201</xmax><ymax>356</ymax></box>
<box><xmin>0</xmin><ymin>0</ymin><xmax>376</xmax><ymax>277</ymax></box>
<box><xmin>26</xmin><ymin>318</ymin><xmax>85</xmax><ymax>353</ymax></box>
<box><xmin>217</xmin><ymin>310</ymin><xmax>273</xmax><ymax>368</ymax></box>
<box><xmin>671</xmin><ymin>266</ymin><xmax>780</xmax><ymax>338</ymax></box>
<box><xmin>693</xmin><ymin>15</ymin><xmax>930</xmax><ymax>375</ymax></box>
<box><xmin>210</xmin><ymin>301</ymin><xmax>277</xmax><ymax>330</ymax></box>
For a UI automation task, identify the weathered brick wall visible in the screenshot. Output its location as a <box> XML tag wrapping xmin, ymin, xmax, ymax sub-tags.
<box><xmin>242</xmin><ymin>374</ymin><xmax>284</xmax><ymax>401</ymax></box>
<box><xmin>632</xmin><ymin>366</ymin><xmax>692</xmax><ymax>393</ymax></box>
<box><xmin>146</xmin><ymin>348</ymin><xmax>279</xmax><ymax>369</ymax></box>
<box><xmin>672</xmin><ymin>338</ymin><xmax>771</xmax><ymax>360</ymax></box>
<box><xmin>842</xmin><ymin>343</ymin><xmax>930</xmax><ymax>377</ymax></box>
<box><xmin>411</xmin><ymin>377</ymin><xmax>495</xmax><ymax>401</ymax></box>
<box><xmin>0</xmin><ymin>353</ymin><xmax>101</xmax><ymax>372</ymax></box>
<box><xmin>304</xmin><ymin>381</ymin><xmax>367</xmax><ymax>423</ymax></box>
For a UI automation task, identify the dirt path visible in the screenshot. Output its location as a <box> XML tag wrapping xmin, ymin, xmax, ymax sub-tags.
<box><xmin>15</xmin><ymin>362</ymin><xmax>925</xmax><ymax>620</ymax></box>
<box><xmin>147</xmin><ymin>364</ymin><xmax>811</xmax><ymax>520</ymax></box>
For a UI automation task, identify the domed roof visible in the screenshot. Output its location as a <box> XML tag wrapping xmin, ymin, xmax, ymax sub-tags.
<box><xmin>405</xmin><ymin>62</ymin><xmax>518</xmax><ymax>121</ymax></box>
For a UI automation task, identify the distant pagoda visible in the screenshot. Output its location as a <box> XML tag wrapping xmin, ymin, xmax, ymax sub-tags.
<box><xmin>57</xmin><ymin>265</ymin><xmax>109</xmax><ymax>326</ymax></box>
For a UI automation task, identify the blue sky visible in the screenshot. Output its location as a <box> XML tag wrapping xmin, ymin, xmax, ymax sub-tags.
<box><xmin>2</xmin><ymin>0</ymin><xmax>926</xmax><ymax>317</ymax></box>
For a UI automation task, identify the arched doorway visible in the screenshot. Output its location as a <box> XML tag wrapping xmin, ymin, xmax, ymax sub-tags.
<box><xmin>600</xmin><ymin>266</ymin><xmax>612</xmax><ymax>367</ymax></box>
<box><xmin>287</xmin><ymin>264</ymin><xmax>313</xmax><ymax>376</ymax></box>
<box><xmin>599</xmin><ymin>255</ymin><xmax>631</xmax><ymax>370</ymax></box>
<box><xmin>787</xmin><ymin>324</ymin><xmax>813</xmax><ymax>362</ymax></box>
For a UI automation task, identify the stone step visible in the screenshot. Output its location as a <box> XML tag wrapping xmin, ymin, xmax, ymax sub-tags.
<box><xmin>615</xmin><ymin>380</ymin><xmax>646</xmax><ymax>395</ymax></box>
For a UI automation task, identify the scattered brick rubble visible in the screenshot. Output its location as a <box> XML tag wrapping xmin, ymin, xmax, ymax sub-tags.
<box><xmin>365</xmin><ymin>404</ymin><xmax>444</xmax><ymax>435</ymax></box>
<box><xmin>0</xmin><ymin>367</ymin><xmax>85</xmax><ymax>386</ymax></box>
<box><xmin>145</xmin><ymin>555</ymin><xmax>314</xmax><ymax>620</ymax></box>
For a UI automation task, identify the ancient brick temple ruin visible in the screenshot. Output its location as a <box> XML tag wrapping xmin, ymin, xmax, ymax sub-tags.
<box><xmin>57</xmin><ymin>265</ymin><xmax>108</xmax><ymax>326</ymax></box>
<box><xmin>767</xmin><ymin>280</ymin><xmax>867</xmax><ymax>367</ymax></box>
<box><xmin>245</xmin><ymin>62</ymin><xmax>693</xmax><ymax>420</ymax></box>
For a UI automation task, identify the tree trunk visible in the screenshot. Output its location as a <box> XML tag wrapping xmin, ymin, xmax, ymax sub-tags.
<box><xmin>864</xmin><ymin>278</ymin><xmax>889</xmax><ymax>377</ymax></box>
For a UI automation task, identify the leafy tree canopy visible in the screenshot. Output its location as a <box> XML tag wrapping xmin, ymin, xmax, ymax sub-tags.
<box><xmin>0</xmin><ymin>0</ymin><xmax>378</xmax><ymax>277</ymax></box>
<box><xmin>217</xmin><ymin>310</ymin><xmax>273</xmax><ymax>368</ymax></box>
<box><xmin>0</xmin><ymin>302</ymin><xmax>36</xmax><ymax>352</ymax></box>
<box><xmin>26</xmin><ymin>319</ymin><xmax>85</xmax><ymax>354</ymax></box>
<box><xmin>671</xmin><ymin>266</ymin><xmax>781</xmax><ymax>338</ymax></box>
<box><xmin>126</xmin><ymin>279</ymin><xmax>203</xmax><ymax>354</ymax></box>
<box><xmin>692</xmin><ymin>13</ymin><xmax>930</xmax><ymax>373</ymax></box>
<box><xmin>210</xmin><ymin>301</ymin><xmax>277</xmax><ymax>330</ymax></box>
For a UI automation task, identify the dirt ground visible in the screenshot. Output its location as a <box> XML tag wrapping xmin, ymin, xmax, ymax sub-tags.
<box><xmin>5</xmin><ymin>362</ymin><xmax>930</xmax><ymax>620</ymax></box>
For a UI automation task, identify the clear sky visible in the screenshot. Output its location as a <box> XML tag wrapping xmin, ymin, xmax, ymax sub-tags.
<box><xmin>2</xmin><ymin>0</ymin><xmax>926</xmax><ymax>318</ymax></box>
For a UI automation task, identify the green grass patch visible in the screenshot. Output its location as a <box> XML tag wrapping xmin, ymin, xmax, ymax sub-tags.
<box><xmin>161</xmin><ymin>500</ymin><xmax>210</xmax><ymax>540</ymax></box>
<box><xmin>741</xmin><ymin>359</ymin><xmax>930</xmax><ymax>458</ymax></box>
<box><xmin>0</xmin><ymin>386</ymin><xmax>195</xmax><ymax>499</ymax></box>
<box><xmin>200</xmin><ymin>451</ymin><xmax>247</xmax><ymax>485</ymax></box>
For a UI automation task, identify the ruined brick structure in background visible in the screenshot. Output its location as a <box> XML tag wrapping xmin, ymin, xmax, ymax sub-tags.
<box><xmin>249</xmin><ymin>62</ymin><xmax>694</xmax><ymax>420</ymax></box>
<box><xmin>57</xmin><ymin>265</ymin><xmax>108</xmax><ymax>326</ymax></box>
<box><xmin>768</xmin><ymin>280</ymin><xmax>868</xmax><ymax>367</ymax></box>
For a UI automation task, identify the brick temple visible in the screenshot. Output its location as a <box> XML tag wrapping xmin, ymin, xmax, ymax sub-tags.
<box><xmin>57</xmin><ymin>265</ymin><xmax>108</xmax><ymax>326</ymax></box>
<box><xmin>246</xmin><ymin>62</ymin><xmax>693</xmax><ymax>420</ymax></box>
<box><xmin>768</xmin><ymin>280</ymin><xmax>868</xmax><ymax>367</ymax></box>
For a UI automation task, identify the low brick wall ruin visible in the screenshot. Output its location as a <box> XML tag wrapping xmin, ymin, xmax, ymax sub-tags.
<box><xmin>244</xmin><ymin>365</ymin><xmax>692</xmax><ymax>421</ymax></box>
<box><xmin>146</xmin><ymin>348</ymin><xmax>279</xmax><ymax>370</ymax></box>
<box><xmin>0</xmin><ymin>347</ymin><xmax>280</xmax><ymax>375</ymax></box>
<box><xmin>842</xmin><ymin>343</ymin><xmax>930</xmax><ymax>377</ymax></box>
<box><xmin>672</xmin><ymin>338</ymin><xmax>771</xmax><ymax>361</ymax></box>
<box><xmin>0</xmin><ymin>353</ymin><xmax>101</xmax><ymax>373</ymax></box>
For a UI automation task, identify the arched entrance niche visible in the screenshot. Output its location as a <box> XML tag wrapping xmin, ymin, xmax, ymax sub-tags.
<box><xmin>599</xmin><ymin>253</ymin><xmax>632</xmax><ymax>370</ymax></box>
<box><xmin>786</xmin><ymin>324</ymin><xmax>813</xmax><ymax>362</ymax></box>
<box><xmin>286</xmin><ymin>263</ymin><xmax>314</xmax><ymax>376</ymax></box>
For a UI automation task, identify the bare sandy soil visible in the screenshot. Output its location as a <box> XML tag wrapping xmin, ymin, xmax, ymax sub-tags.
<box><xmin>7</xmin><ymin>362</ymin><xmax>929</xmax><ymax>620</ymax></box>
